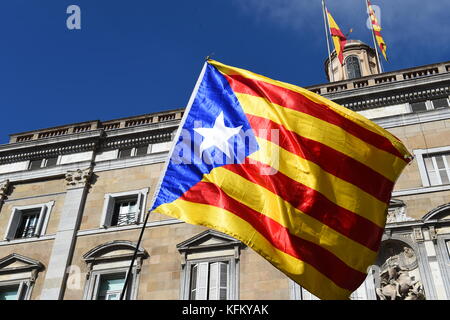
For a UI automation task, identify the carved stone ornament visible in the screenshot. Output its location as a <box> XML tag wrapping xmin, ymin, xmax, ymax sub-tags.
<box><xmin>386</xmin><ymin>206</ymin><xmax>414</xmax><ymax>224</ymax></box>
<box><xmin>65</xmin><ymin>168</ymin><xmax>92</xmax><ymax>189</ymax></box>
<box><xmin>0</xmin><ymin>179</ymin><xmax>10</xmax><ymax>199</ymax></box>
<box><xmin>376</xmin><ymin>247</ymin><xmax>425</xmax><ymax>300</ymax></box>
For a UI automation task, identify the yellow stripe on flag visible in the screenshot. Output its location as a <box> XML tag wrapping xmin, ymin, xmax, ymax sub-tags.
<box><xmin>249</xmin><ymin>137</ymin><xmax>388</xmax><ymax>227</ymax></box>
<box><xmin>201</xmin><ymin>166</ymin><xmax>378</xmax><ymax>272</ymax></box>
<box><xmin>236</xmin><ymin>93</ymin><xmax>404</xmax><ymax>182</ymax></box>
<box><xmin>154</xmin><ymin>199</ymin><xmax>353</xmax><ymax>300</ymax></box>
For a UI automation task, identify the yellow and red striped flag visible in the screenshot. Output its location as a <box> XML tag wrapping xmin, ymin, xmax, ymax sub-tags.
<box><xmin>326</xmin><ymin>8</ymin><xmax>347</xmax><ymax>65</ymax></box>
<box><xmin>150</xmin><ymin>60</ymin><xmax>412</xmax><ymax>299</ymax></box>
<box><xmin>368</xmin><ymin>0</ymin><xmax>388</xmax><ymax>60</ymax></box>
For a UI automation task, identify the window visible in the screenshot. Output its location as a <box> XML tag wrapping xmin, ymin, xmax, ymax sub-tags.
<box><xmin>4</xmin><ymin>202</ymin><xmax>54</xmax><ymax>241</ymax></box>
<box><xmin>118</xmin><ymin>147</ymin><xmax>133</xmax><ymax>158</ymax></box>
<box><xmin>15</xmin><ymin>208</ymin><xmax>40</xmax><ymax>239</ymax></box>
<box><xmin>415</xmin><ymin>147</ymin><xmax>450</xmax><ymax>187</ymax></box>
<box><xmin>410</xmin><ymin>98</ymin><xmax>449</xmax><ymax>113</ymax></box>
<box><xmin>95</xmin><ymin>272</ymin><xmax>126</xmax><ymax>300</ymax></box>
<box><xmin>177</xmin><ymin>230</ymin><xmax>243</xmax><ymax>300</ymax></box>
<box><xmin>118</xmin><ymin>145</ymin><xmax>149</xmax><ymax>159</ymax></box>
<box><xmin>85</xmin><ymin>269</ymin><xmax>132</xmax><ymax>300</ymax></box>
<box><xmin>111</xmin><ymin>198</ymin><xmax>138</xmax><ymax>226</ymax></box>
<box><xmin>83</xmin><ymin>241</ymin><xmax>148</xmax><ymax>300</ymax></box>
<box><xmin>135</xmin><ymin>145</ymin><xmax>149</xmax><ymax>156</ymax></box>
<box><xmin>431</xmin><ymin>97</ymin><xmax>449</xmax><ymax>109</ymax></box>
<box><xmin>411</xmin><ymin>101</ymin><xmax>428</xmax><ymax>112</ymax></box>
<box><xmin>0</xmin><ymin>282</ymin><xmax>29</xmax><ymax>300</ymax></box>
<box><xmin>100</xmin><ymin>189</ymin><xmax>149</xmax><ymax>228</ymax></box>
<box><xmin>190</xmin><ymin>261</ymin><xmax>229</xmax><ymax>300</ymax></box>
<box><xmin>345</xmin><ymin>56</ymin><xmax>362</xmax><ymax>79</ymax></box>
<box><xmin>424</xmin><ymin>153</ymin><xmax>450</xmax><ymax>186</ymax></box>
<box><xmin>0</xmin><ymin>284</ymin><xmax>19</xmax><ymax>300</ymax></box>
<box><xmin>28</xmin><ymin>157</ymin><xmax>58</xmax><ymax>170</ymax></box>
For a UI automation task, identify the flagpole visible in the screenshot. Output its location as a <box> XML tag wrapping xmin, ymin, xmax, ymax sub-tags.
<box><xmin>366</xmin><ymin>0</ymin><xmax>383</xmax><ymax>73</ymax></box>
<box><xmin>119</xmin><ymin>61</ymin><xmax>208</xmax><ymax>300</ymax></box>
<box><xmin>322</xmin><ymin>0</ymin><xmax>334</xmax><ymax>82</ymax></box>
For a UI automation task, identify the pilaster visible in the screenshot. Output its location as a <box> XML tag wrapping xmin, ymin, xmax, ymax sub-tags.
<box><xmin>40</xmin><ymin>168</ymin><xmax>92</xmax><ymax>300</ymax></box>
<box><xmin>0</xmin><ymin>179</ymin><xmax>10</xmax><ymax>211</ymax></box>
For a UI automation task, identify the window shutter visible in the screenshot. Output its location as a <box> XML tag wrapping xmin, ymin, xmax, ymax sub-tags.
<box><xmin>196</xmin><ymin>262</ymin><xmax>209</xmax><ymax>300</ymax></box>
<box><xmin>34</xmin><ymin>206</ymin><xmax>47</xmax><ymax>237</ymax></box>
<box><xmin>219</xmin><ymin>262</ymin><xmax>228</xmax><ymax>300</ymax></box>
<box><xmin>208</xmin><ymin>262</ymin><xmax>219</xmax><ymax>300</ymax></box>
<box><xmin>136</xmin><ymin>192</ymin><xmax>143</xmax><ymax>224</ymax></box>
<box><xmin>101</xmin><ymin>196</ymin><xmax>115</xmax><ymax>228</ymax></box>
<box><xmin>5</xmin><ymin>209</ymin><xmax>21</xmax><ymax>240</ymax></box>
<box><xmin>190</xmin><ymin>264</ymin><xmax>198</xmax><ymax>299</ymax></box>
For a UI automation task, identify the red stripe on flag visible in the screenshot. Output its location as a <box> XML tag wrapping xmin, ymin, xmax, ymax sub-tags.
<box><xmin>329</xmin><ymin>27</ymin><xmax>346</xmax><ymax>39</ymax></box>
<box><xmin>181</xmin><ymin>181</ymin><xmax>368</xmax><ymax>291</ymax></box>
<box><xmin>247</xmin><ymin>114</ymin><xmax>394</xmax><ymax>204</ymax></box>
<box><xmin>224</xmin><ymin>73</ymin><xmax>406</xmax><ymax>161</ymax></box>
<box><xmin>223</xmin><ymin>161</ymin><xmax>384</xmax><ymax>252</ymax></box>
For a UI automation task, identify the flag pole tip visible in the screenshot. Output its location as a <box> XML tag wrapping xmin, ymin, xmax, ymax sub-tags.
<box><xmin>205</xmin><ymin>52</ymin><xmax>215</xmax><ymax>61</ymax></box>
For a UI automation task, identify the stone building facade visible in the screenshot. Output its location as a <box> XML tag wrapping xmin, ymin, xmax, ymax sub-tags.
<box><xmin>0</xmin><ymin>43</ymin><xmax>449</xmax><ymax>300</ymax></box>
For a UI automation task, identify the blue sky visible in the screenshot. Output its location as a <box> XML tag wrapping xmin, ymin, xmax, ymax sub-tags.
<box><xmin>0</xmin><ymin>0</ymin><xmax>449</xmax><ymax>143</ymax></box>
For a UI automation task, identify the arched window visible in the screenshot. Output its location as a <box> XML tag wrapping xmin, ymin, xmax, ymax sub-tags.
<box><xmin>346</xmin><ymin>55</ymin><xmax>362</xmax><ymax>79</ymax></box>
<box><xmin>82</xmin><ymin>241</ymin><xmax>148</xmax><ymax>300</ymax></box>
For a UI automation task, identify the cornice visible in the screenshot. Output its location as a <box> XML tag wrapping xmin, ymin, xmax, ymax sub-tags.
<box><xmin>0</xmin><ymin>151</ymin><xmax>168</xmax><ymax>183</ymax></box>
<box><xmin>0</xmin><ymin>120</ymin><xmax>179</xmax><ymax>164</ymax></box>
<box><xmin>333</xmin><ymin>81</ymin><xmax>450</xmax><ymax>111</ymax></box>
<box><xmin>0</xmin><ymin>141</ymin><xmax>98</xmax><ymax>164</ymax></box>
<box><xmin>375</xmin><ymin>108</ymin><xmax>450</xmax><ymax>129</ymax></box>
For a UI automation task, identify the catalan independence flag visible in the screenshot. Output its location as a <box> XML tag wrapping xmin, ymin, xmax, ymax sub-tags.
<box><xmin>150</xmin><ymin>60</ymin><xmax>412</xmax><ymax>299</ymax></box>
<box><xmin>326</xmin><ymin>9</ymin><xmax>347</xmax><ymax>65</ymax></box>
<box><xmin>368</xmin><ymin>0</ymin><xmax>388</xmax><ymax>61</ymax></box>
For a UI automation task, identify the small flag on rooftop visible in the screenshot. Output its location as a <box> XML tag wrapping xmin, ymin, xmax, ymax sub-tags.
<box><xmin>326</xmin><ymin>8</ymin><xmax>347</xmax><ymax>65</ymax></box>
<box><xmin>367</xmin><ymin>0</ymin><xmax>388</xmax><ymax>61</ymax></box>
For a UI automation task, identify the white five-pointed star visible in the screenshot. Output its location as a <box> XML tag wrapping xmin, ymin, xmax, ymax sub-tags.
<box><xmin>194</xmin><ymin>112</ymin><xmax>242</xmax><ymax>158</ymax></box>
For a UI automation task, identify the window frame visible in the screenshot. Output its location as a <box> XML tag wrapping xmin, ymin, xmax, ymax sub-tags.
<box><xmin>100</xmin><ymin>188</ymin><xmax>149</xmax><ymax>228</ymax></box>
<box><xmin>178</xmin><ymin>230</ymin><xmax>243</xmax><ymax>301</ymax></box>
<box><xmin>430</xmin><ymin>97</ymin><xmax>450</xmax><ymax>109</ymax></box>
<box><xmin>0</xmin><ymin>279</ymin><xmax>32</xmax><ymax>300</ymax></box>
<box><xmin>27</xmin><ymin>156</ymin><xmax>60</xmax><ymax>170</ymax></box>
<box><xmin>82</xmin><ymin>241</ymin><xmax>147</xmax><ymax>301</ymax></box>
<box><xmin>185</xmin><ymin>257</ymin><xmax>233</xmax><ymax>300</ymax></box>
<box><xmin>83</xmin><ymin>267</ymin><xmax>137</xmax><ymax>300</ymax></box>
<box><xmin>436</xmin><ymin>234</ymin><xmax>450</xmax><ymax>299</ymax></box>
<box><xmin>345</xmin><ymin>55</ymin><xmax>362</xmax><ymax>80</ymax></box>
<box><xmin>118</xmin><ymin>145</ymin><xmax>150</xmax><ymax>159</ymax></box>
<box><xmin>409</xmin><ymin>97</ymin><xmax>450</xmax><ymax>114</ymax></box>
<box><xmin>414</xmin><ymin>147</ymin><xmax>450</xmax><ymax>187</ymax></box>
<box><xmin>4</xmin><ymin>201</ymin><xmax>55</xmax><ymax>241</ymax></box>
